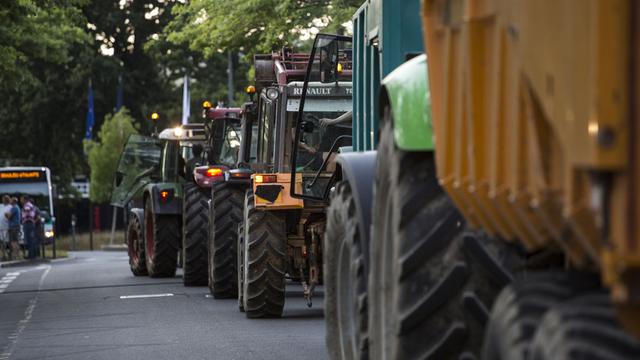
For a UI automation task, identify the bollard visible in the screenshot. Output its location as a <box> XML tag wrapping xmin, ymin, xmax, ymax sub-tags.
<box><xmin>71</xmin><ymin>214</ymin><xmax>77</xmax><ymax>251</ymax></box>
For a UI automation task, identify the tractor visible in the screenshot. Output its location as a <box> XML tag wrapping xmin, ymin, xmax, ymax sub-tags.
<box><xmin>237</xmin><ymin>48</ymin><xmax>352</xmax><ymax>318</ymax></box>
<box><xmin>112</xmin><ymin>124</ymin><xmax>205</xmax><ymax>278</ymax></box>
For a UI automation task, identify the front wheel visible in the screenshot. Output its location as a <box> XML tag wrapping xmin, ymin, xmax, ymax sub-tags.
<box><xmin>242</xmin><ymin>189</ymin><xmax>287</xmax><ymax>318</ymax></box>
<box><xmin>126</xmin><ymin>211</ymin><xmax>147</xmax><ymax>276</ymax></box>
<box><xmin>324</xmin><ymin>181</ymin><xmax>368</xmax><ymax>359</ymax></box>
<box><xmin>368</xmin><ymin>118</ymin><xmax>523</xmax><ymax>359</ymax></box>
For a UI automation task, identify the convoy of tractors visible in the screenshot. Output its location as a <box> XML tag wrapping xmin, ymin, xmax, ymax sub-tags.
<box><xmin>111</xmin><ymin>0</ymin><xmax>640</xmax><ymax>358</ymax></box>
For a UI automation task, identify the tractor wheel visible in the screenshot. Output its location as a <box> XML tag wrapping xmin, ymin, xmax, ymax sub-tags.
<box><xmin>242</xmin><ymin>189</ymin><xmax>287</xmax><ymax>318</ymax></box>
<box><xmin>126</xmin><ymin>212</ymin><xmax>147</xmax><ymax>276</ymax></box>
<box><xmin>481</xmin><ymin>271</ymin><xmax>600</xmax><ymax>360</ymax></box>
<box><xmin>368</xmin><ymin>117</ymin><xmax>524</xmax><ymax>359</ymax></box>
<box><xmin>237</xmin><ymin>222</ymin><xmax>245</xmax><ymax>312</ymax></box>
<box><xmin>324</xmin><ymin>180</ymin><xmax>368</xmax><ymax>360</ymax></box>
<box><xmin>182</xmin><ymin>183</ymin><xmax>209</xmax><ymax>286</ymax></box>
<box><xmin>208</xmin><ymin>182</ymin><xmax>244</xmax><ymax>298</ymax></box>
<box><xmin>144</xmin><ymin>197</ymin><xmax>180</xmax><ymax>277</ymax></box>
<box><xmin>530</xmin><ymin>292</ymin><xmax>640</xmax><ymax>359</ymax></box>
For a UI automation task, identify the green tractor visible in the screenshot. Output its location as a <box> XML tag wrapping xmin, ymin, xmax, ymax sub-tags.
<box><xmin>112</xmin><ymin>125</ymin><xmax>205</xmax><ymax>278</ymax></box>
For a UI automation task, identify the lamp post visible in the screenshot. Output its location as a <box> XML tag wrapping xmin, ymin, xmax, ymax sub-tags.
<box><xmin>151</xmin><ymin>112</ymin><xmax>160</xmax><ymax>136</ymax></box>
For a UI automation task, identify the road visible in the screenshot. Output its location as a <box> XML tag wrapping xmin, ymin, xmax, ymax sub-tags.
<box><xmin>0</xmin><ymin>252</ymin><xmax>327</xmax><ymax>360</ymax></box>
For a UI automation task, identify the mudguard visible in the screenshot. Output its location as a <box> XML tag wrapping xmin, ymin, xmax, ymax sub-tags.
<box><xmin>380</xmin><ymin>54</ymin><xmax>434</xmax><ymax>151</ymax></box>
<box><xmin>144</xmin><ymin>183</ymin><xmax>182</xmax><ymax>216</ymax></box>
<box><xmin>335</xmin><ymin>151</ymin><xmax>377</xmax><ymax>266</ymax></box>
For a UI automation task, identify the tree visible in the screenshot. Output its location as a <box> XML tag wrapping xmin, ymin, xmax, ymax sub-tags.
<box><xmin>84</xmin><ymin>108</ymin><xmax>139</xmax><ymax>203</ymax></box>
<box><xmin>165</xmin><ymin>0</ymin><xmax>361</xmax><ymax>58</ymax></box>
<box><xmin>0</xmin><ymin>0</ymin><xmax>93</xmax><ymax>194</ymax></box>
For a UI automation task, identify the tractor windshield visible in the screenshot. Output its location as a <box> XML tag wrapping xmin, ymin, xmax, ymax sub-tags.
<box><xmin>219</xmin><ymin>122</ymin><xmax>243</xmax><ymax>166</ymax></box>
<box><xmin>111</xmin><ymin>135</ymin><xmax>162</xmax><ymax>207</ymax></box>
<box><xmin>207</xmin><ymin>117</ymin><xmax>243</xmax><ymax>167</ymax></box>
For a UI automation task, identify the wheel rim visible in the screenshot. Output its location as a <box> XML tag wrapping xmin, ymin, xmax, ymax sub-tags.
<box><xmin>145</xmin><ymin>210</ymin><xmax>155</xmax><ymax>265</ymax></box>
<box><xmin>337</xmin><ymin>237</ymin><xmax>356</xmax><ymax>357</ymax></box>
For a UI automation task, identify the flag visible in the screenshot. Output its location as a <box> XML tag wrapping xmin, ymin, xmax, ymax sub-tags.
<box><xmin>85</xmin><ymin>79</ymin><xmax>95</xmax><ymax>139</ymax></box>
<box><xmin>115</xmin><ymin>74</ymin><xmax>123</xmax><ymax>112</ymax></box>
<box><xmin>181</xmin><ymin>74</ymin><xmax>190</xmax><ymax>125</ymax></box>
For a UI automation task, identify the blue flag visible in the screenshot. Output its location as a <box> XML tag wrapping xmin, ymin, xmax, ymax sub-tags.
<box><xmin>115</xmin><ymin>75</ymin><xmax>123</xmax><ymax>112</ymax></box>
<box><xmin>85</xmin><ymin>79</ymin><xmax>95</xmax><ymax>139</ymax></box>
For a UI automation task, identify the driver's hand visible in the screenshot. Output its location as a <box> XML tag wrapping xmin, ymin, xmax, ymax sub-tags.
<box><xmin>301</xmin><ymin>143</ymin><xmax>317</xmax><ymax>154</ymax></box>
<box><xmin>319</xmin><ymin>118</ymin><xmax>331</xmax><ymax>129</ymax></box>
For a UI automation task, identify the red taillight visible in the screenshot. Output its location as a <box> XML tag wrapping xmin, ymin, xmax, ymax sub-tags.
<box><xmin>206</xmin><ymin>168</ymin><xmax>223</xmax><ymax>178</ymax></box>
<box><xmin>255</xmin><ymin>175</ymin><xmax>277</xmax><ymax>183</ymax></box>
<box><xmin>159</xmin><ymin>189</ymin><xmax>172</xmax><ymax>203</ymax></box>
<box><xmin>231</xmin><ymin>172</ymin><xmax>250</xmax><ymax>179</ymax></box>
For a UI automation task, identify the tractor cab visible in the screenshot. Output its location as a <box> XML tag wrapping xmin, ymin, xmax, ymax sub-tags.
<box><xmin>111</xmin><ymin>124</ymin><xmax>206</xmax><ymax>209</ymax></box>
<box><xmin>251</xmin><ymin>47</ymin><xmax>353</xmax><ymax>208</ymax></box>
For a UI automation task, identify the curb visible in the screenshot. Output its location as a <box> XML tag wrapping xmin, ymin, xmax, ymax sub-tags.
<box><xmin>0</xmin><ymin>256</ymin><xmax>76</xmax><ymax>268</ymax></box>
<box><xmin>101</xmin><ymin>244</ymin><xmax>127</xmax><ymax>251</ymax></box>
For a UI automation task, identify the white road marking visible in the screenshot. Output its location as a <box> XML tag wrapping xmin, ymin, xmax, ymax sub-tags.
<box><xmin>0</xmin><ymin>265</ymin><xmax>51</xmax><ymax>360</ymax></box>
<box><xmin>0</xmin><ymin>272</ymin><xmax>20</xmax><ymax>294</ymax></box>
<box><xmin>120</xmin><ymin>293</ymin><xmax>174</xmax><ymax>299</ymax></box>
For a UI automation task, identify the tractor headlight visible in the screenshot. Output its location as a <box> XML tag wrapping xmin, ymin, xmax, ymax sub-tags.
<box><xmin>266</xmin><ymin>88</ymin><xmax>279</xmax><ymax>100</ymax></box>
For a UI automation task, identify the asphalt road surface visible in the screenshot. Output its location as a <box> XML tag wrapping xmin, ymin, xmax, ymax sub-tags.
<box><xmin>0</xmin><ymin>252</ymin><xmax>327</xmax><ymax>360</ymax></box>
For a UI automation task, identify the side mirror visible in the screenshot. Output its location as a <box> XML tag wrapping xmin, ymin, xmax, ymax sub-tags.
<box><xmin>319</xmin><ymin>40</ymin><xmax>339</xmax><ymax>83</ymax></box>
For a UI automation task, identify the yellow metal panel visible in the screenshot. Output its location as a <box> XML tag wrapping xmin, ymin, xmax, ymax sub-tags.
<box><xmin>423</xmin><ymin>0</ymin><xmax>637</xmax><ymax>311</ymax></box>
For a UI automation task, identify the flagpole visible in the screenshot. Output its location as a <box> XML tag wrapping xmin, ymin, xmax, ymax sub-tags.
<box><xmin>182</xmin><ymin>74</ymin><xmax>190</xmax><ymax>125</ymax></box>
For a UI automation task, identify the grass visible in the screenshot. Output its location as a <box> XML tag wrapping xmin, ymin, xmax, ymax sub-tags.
<box><xmin>43</xmin><ymin>248</ymin><xmax>69</xmax><ymax>259</ymax></box>
<box><xmin>54</xmin><ymin>230</ymin><xmax>126</xmax><ymax>251</ymax></box>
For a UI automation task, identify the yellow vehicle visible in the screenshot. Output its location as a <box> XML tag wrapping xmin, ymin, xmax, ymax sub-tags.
<box><xmin>422</xmin><ymin>0</ymin><xmax>640</xmax><ymax>358</ymax></box>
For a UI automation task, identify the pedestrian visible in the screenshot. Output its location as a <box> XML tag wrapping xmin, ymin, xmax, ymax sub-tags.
<box><xmin>0</xmin><ymin>195</ymin><xmax>11</xmax><ymax>260</ymax></box>
<box><xmin>20</xmin><ymin>195</ymin><xmax>37</xmax><ymax>259</ymax></box>
<box><xmin>6</xmin><ymin>197</ymin><xmax>21</xmax><ymax>260</ymax></box>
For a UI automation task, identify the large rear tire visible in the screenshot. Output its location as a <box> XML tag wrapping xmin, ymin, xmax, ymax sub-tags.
<box><xmin>368</xmin><ymin>118</ymin><xmax>523</xmax><ymax>359</ymax></box>
<box><xmin>182</xmin><ymin>183</ymin><xmax>209</xmax><ymax>286</ymax></box>
<box><xmin>126</xmin><ymin>212</ymin><xmax>147</xmax><ymax>276</ymax></box>
<box><xmin>324</xmin><ymin>181</ymin><xmax>368</xmax><ymax>360</ymax></box>
<box><xmin>208</xmin><ymin>182</ymin><xmax>244</xmax><ymax>298</ymax></box>
<box><xmin>481</xmin><ymin>271</ymin><xmax>600</xmax><ymax>360</ymax></box>
<box><xmin>242</xmin><ymin>189</ymin><xmax>287</xmax><ymax>318</ymax></box>
<box><xmin>145</xmin><ymin>197</ymin><xmax>180</xmax><ymax>278</ymax></box>
<box><xmin>530</xmin><ymin>292</ymin><xmax>640</xmax><ymax>360</ymax></box>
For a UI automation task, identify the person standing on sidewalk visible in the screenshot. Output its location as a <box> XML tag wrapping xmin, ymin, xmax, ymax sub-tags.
<box><xmin>20</xmin><ymin>195</ymin><xmax>37</xmax><ymax>259</ymax></box>
<box><xmin>0</xmin><ymin>195</ymin><xmax>11</xmax><ymax>259</ymax></box>
<box><xmin>6</xmin><ymin>197</ymin><xmax>21</xmax><ymax>260</ymax></box>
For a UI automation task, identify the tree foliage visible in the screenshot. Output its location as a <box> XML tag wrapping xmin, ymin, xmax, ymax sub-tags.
<box><xmin>84</xmin><ymin>108</ymin><xmax>139</xmax><ymax>203</ymax></box>
<box><xmin>165</xmin><ymin>0</ymin><xmax>362</xmax><ymax>58</ymax></box>
<box><xmin>0</xmin><ymin>0</ymin><xmax>92</xmax><ymax>194</ymax></box>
